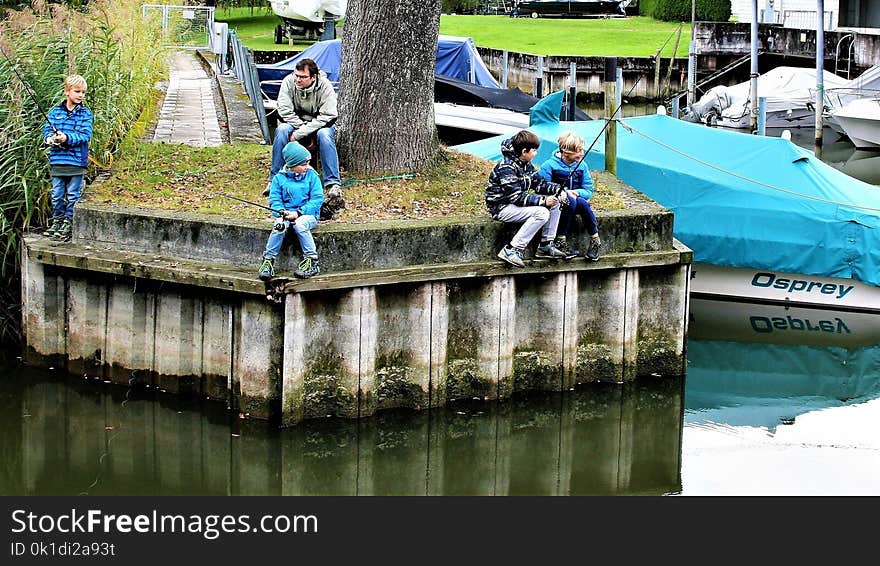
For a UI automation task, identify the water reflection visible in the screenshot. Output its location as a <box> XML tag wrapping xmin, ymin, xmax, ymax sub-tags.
<box><xmin>0</xmin><ymin>357</ymin><xmax>683</xmax><ymax>496</ymax></box>
<box><xmin>683</xmin><ymin>299</ymin><xmax>880</xmax><ymax>494</ymax></box>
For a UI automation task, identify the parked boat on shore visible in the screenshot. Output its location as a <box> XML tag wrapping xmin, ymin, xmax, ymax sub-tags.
<box><xmin>454</xmin><ymin>110</ymin><xmax>880</xmax><ymax>312</ymax></box>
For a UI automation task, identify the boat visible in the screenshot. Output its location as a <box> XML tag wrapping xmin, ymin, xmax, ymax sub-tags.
<box><xmin>453</xmin><ymin>103</ymin><xmax>880</xmax><ymax>312</ymax></box>
<box><xmin>269</xmin><ymin>0</ymin><xmax>346</xmax><ymax>42</ymax></box>
<box><xmin>512</xmin><ymin>0</ymin><xmax>627</xmax><ymax>18</ymax></box>
<box><xmin>829</xmin><ymin>97</ymin><xmax>880</xmax><ymax>149</ymax></box>
<box><xmin>684</xmin><ymin>66</ymin><xmax>849</xmax><ymax>129</ymax></box>
<box><xmin>257</xmin><ymin>35</ymin><xmax>589</xmax><ymax>139</ymax></box>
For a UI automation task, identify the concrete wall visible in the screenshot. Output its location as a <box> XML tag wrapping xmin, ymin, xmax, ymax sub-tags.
<box><xmin>22</xmin><ymin>174</ymin><xmax>690</xmax><ymax>425</ymax></box>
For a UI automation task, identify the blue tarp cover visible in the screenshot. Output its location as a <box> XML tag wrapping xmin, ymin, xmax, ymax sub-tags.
<box><xmin>257</xmin><ymin>35</ymin><xmax>500</xmax><ymax>94</ymax></box>
<box><xmin>453</xmin><ymin>114</ymin><xmax>880</xmax><ymax>287</ymax></box>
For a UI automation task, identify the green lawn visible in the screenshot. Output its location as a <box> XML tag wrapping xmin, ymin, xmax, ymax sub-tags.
<box><xmin>216</xmin><ymin>9</ymin><xmax>691</xmax><ymax>58</ymax></box>
<box><xmin>441</xmin><ymin>15</ymin><xmax>690</xmax><ymax>57</ymax></box>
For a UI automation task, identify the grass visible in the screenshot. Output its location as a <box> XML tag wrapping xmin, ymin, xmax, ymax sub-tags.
<box><xmin>90</xmin><ymin>141</ymin><xmax>624</xmax><ymax>224</ymax></box>
<box><xmin>440</xmin><ymin>15</ymin><xmax>691</xmax><ymax>57</ymax></box>
<box><xmin>216</xmin><ymin>9</ymin><xmax>690</xmax><ymax>58</ymax></box>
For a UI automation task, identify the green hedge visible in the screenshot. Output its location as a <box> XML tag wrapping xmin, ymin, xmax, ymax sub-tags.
<box><xmin>650</xmin><ymin>0</ymin><xmax>731</xmax><ymax>22</ymax></box>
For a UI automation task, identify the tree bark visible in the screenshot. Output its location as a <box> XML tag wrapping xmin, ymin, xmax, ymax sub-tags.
<box><xmin>338</xmin><ymin>0</ymin><xmax>441</xmax><ymax>175</ymax></box>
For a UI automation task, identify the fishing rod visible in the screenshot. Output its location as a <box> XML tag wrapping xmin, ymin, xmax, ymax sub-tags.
<box><xmin>563</xmin><ymin>72</ymin><xmax>645</xmax><ymax>184</ymax></box>
<box><xmin>220</xmin><ymin>193</ymin><xmax>286</xmax><ymax>214</ymax></box>
<box><xmin>0</xmin><ymin>45</ymin><xmax>59</xmax><ymax>135</ymax></box>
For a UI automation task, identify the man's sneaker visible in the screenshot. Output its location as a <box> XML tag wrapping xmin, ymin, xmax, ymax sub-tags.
<box><xmin>497</xmin><ymin>245</ymin><xmax>525</xmax><ymax>268</ymax></box>
<box><xmin>535</xmin><ymin>241</ymin><xmax>567</xmax><ymax>259</ymax></box>
<box><xmin>294</xmin><ymin>256</ymin><xmax>320</xmax><ymax>279</ymax></box>
<box><xmin>261</xmin><ymin>181</ymin><xmax>271</xmax><ymax>197</ymax></box>
<box><xmin>324</xmin><ymin>184</ymin><xmax>345</xmax><ymax>209</ymax></box>
<box><xmin>257</xmin><ymin>257</ymin><xmax>276</xmax><ymax>281</ymax></box>
<box><xmin>52</xmin><ymin>219</ymin><xmax>72</xmax><ymax>241</ymax></box>
<box><xmin>43</xmin><ymin>218</ymin><xmax>61</xmax><ymax>238</ymax></box>
<box><xmin>553</xmin><ymin>238</ymin><xmax>579</xmax><ymax>260</ymax></box>
<box><xmin>586</xmin><ymin>236</ymin><xmax>602</xmax><ymax>262</ymax></box>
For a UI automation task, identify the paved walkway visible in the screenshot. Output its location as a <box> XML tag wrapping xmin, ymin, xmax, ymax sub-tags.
<box><xmin>153</xmin><ymin>52</ymin><xmax>223</xmax><ymax>146</ymax></box>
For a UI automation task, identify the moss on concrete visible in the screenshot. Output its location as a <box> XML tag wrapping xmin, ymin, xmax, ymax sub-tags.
<box><xmin>576</xmin><ymin>343</ymin><xmax>619</xmax><ymax>383</ymax></box>
<box><xmin>375</xmin><ymin>365</ymin><xmax>425</xmax><ymax>410</ymax></box>
<box><xmin>303</xmin><ymin>374</ymin><xmax>358</xmax><ymax>419</ymax></box>
<box><xmin>513</xmin><ymin>350</ymin><xmax>562</xmax><ymax>392</ymax></box>
<box><xmin>446</xmin><ymin>358</ymin><xmax>493</xmax><ymax>400</ymax></box>
<box><xmin>636</xmin><ymin>336</ymin><xmax>682</xmax><ymax>377</ymax></box>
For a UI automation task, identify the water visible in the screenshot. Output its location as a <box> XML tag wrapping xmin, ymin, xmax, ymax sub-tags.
<box><xmin>2</xmin><ymin>300</ymin><xmax>879</xmax><ymax>495</ymax></box>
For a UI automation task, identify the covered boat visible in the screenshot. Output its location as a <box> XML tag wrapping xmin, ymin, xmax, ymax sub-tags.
<box><xmin>453</xmin><ymin>106</ymin><xmax>880</xmax><ymax>310</ymax></box>
<box><xmin>513</xmin><ymin>0</ymin><xmax>626</xmax><ymax>18</ymax></box>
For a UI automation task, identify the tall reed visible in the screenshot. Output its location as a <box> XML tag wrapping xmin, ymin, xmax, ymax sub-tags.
<box><xmin>0</xmin><ymin>0</ymin><xmax>166</xmax><ymax>345</ymax></box>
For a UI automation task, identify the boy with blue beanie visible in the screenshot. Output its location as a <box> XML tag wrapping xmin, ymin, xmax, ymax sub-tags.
<box><xmin>258</xmin><ymin>141</ymin><xmax>324</xmax><ymax>280</ymax></box>
<box><xmin>42</xmin><ymin>74</ymin><xmax>93</xmax><ymax>241</ymax></box>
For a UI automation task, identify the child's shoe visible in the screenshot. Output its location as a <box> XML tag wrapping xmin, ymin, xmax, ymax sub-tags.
<box><xmin>586</xmin><ymin>236</ymin><xmax>602</xmax><ymax>262</ymax></box>
<box><xmin>553</xmin><ymin>237</ymin><xmax>579</xmax><ymax>260</ymax></box>
<box><xmin>497</xmin><ymin>245</ymin><xmax>525</xmax><ymax>268</ymax></box>
<box><xmin>52</xmin><ymin>219</ymin><xmax>72</xmax><ymax>241</ymax></box>
<box><xmin>535</xmin><ymin>241</ymin><xmax>567</xmax><ymax>259</ymax></box>
<box><xmin>257</xmin><ymin>257</ymin><xmax>276</xmax><ymax>281</ymax></box>
<box><xmin>43</xmin><ymin>218</ymin><xmax>61</xmax><ymax>238</ymax></box>
<box><xmin>294</xmin><ymin>256</ymin><xmax>320</xmax><ymax>279</ymax></box>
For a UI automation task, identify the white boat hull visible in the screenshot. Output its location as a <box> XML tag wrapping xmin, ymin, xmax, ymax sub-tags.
<box><xmin>831</xmin><ymin>98</ymin><xmax>880</xmax><ymax>148</ymax></box>
<box><xmin>270</xmin><ymin>0</ymin><xmax>345</xmax><ymax>23</ymax></box>
<box><xmin>434</xmin><ymin>102</ymin><xmax>529</xmax><ymax>135</ymax></box>
<box><xmin>691</xmin><ymin>263</ymin><xmax>880</xmax><ymax>313</ymax></box>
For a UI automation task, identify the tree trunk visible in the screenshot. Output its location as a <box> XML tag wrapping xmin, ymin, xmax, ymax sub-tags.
<box><xmin>338</xmin><ymin>0</ymin><xmax>441</xmax><ymax>175</ymax></box>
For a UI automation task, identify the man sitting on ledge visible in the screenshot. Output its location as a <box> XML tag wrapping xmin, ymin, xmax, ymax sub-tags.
<box><xmin>267</xmin><ymin>58</ymin><xmax>343</xmax><ymax>217</ymax></box>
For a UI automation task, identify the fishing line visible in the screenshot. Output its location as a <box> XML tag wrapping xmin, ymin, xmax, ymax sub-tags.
<box><xmin>219</xmin><ymin>193</ymin><xmax>286</xmax><ymax>214</ymax></box>
<box><xmin>0</xmin><ymin>45</ymin><xmax>59</xmax><ymax>134</ymax></box>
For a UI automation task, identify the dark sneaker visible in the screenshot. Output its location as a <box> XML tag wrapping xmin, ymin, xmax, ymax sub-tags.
<box><xmin>497</xmin><ymin>245</ymin><xmax>525</xmax><ymax>268</ymax></box>
<box><xmin>294</xmin><ymin>256</ymin><xmax>320</xmax><ymax>279</ymax></box>
<box><xmin>43</xmin><ymin>218</ymin><xmax>61</xmax><ymax>238</ymax></box>
<box><xmin>257</xmin><ymin>257</ymin><xmax>276</xmax><ymax>281</ymax></box>
<box><xmin>535</xmin><ymin>241</ymin><xmax>567</xmax><ymax>259</ymax></box>
<box><xmin>586</xmin><ymin>237</ymin><xmax>602</xmax><ymax>262</ymax></box>
<box><xmin>324</xmin><ymin>184</ymin><xmax>345</xmax><ymax>209</ymax></box>
<box><xmin>553</xmin><ymin>238</ymin><xmax>579</xmax><ymax>260</ymax></box>
<box><xmin>52</xmin><ymin>219</ymin><xmax>72</xmax><ymax>241</ymax></box>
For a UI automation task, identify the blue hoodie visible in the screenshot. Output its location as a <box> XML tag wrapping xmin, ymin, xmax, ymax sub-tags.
<box><xmin>537</xmin><ymin>152</ymin><xmax>594</xmax><ymax>200</ymax></box>
<box><xmin>42</xmin><ymin>101</ymin><xmax>93</xmax><ymax>168</ymax></box>
<box><xmin>268</xmin><ymin>167</ymin><xmax>324</xmax><ymax>218</ymax></box>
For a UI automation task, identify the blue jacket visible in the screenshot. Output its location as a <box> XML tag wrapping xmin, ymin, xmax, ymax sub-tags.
<box><xmin>485</xmin><ymin>136</ymin><xmax>561</xmax><ymax>218</ymax></box>
<box><xmin>268</xmin><ymin>167</ymin><xmax>324</xmax><ymax>218</ymax></box>
<box><xmin>42</xmin><ymin>102</ymin><xmax>93</xmax><ymax>168</ymax></box>
<box><xmin>537</xmin><ymin>152</ymin><xmax>595</xmax><ymax>200</ymax></box>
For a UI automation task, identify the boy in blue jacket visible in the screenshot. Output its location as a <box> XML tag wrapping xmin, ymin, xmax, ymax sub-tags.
<box><xmin>42</xmin><ymin>74</ymin><xmax>93</xmax><ymax>241</ymax></box>
<box><xmin>258</xmin><ymin>141</ymin><xmax>325</xmax><ymax>280</ymax></box>
<box><xmin>538</xmin><ymin>131</ymin><xmax>602</xmax><ymax>261</ymax></box>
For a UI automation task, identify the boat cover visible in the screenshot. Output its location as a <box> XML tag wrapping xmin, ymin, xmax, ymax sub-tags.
<box><xmin>435</xmin><ymin>74</ymin><xmax>590</xmax><ymax>120</ymax></box>
<box><xmin>453</xmin><ymin>113</ymin><xmax>880</xmax><ymax>287</ymax></box>
<box><xmin>258</xmin><ymin>35</ymin><xmax>500</xmax><ymax>99</ymax></box>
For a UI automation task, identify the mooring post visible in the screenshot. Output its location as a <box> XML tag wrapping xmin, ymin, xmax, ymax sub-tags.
<box><xmin>535</xmin><ymin>55</ymin><xmax>544</xmax><ymax>98</ymax></box>
<box><xmin>815</xmin><ymin>0</ymin><xmax>825</xmax><ymax>159</ymax></box>
<box><xmin>672</xmin><ymin>96</ymin><xmax>680</xmax><ymax>118</ymax></box>
<box><xmin>568</xmin><ymin>62</ymin><xmax>577</xmax><ymax>120</ymax></box>
<box><xmin>757</xmin><ymin>96</ymin><xmax>767</xmax><ymax>135</ymax></box>
<box><xmin>502</xmin><ymin>49</ymin><xmax>509</xmax><ymax>88</ymax></box>
<box><xmin>604</xmin><ymin>57</ymin><xmax>618</xmax><ymax>175</ymax></box>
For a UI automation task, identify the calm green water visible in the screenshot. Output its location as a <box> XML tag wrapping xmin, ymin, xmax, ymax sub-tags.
<box><xmin>2</xmin><ymin>299</ymin><xmax>879</xmax><ymax>496</ymax></box>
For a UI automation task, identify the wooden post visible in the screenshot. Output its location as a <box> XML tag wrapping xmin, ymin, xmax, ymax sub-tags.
<box><xmin>568</xmin><ymin>62</ymin><xmax>577</xmax><ymax>120</ymax></box>
<box><xmin>663</xmin><ymin>24</ymin><xmax>683</xmax><ymax>98</ymax></box>
<box><xmin>653</xmin><ymin>47</ymin><xmax>662</xmax><ymax>100</ymax></box>
<box><xmin>604</xmin><ymin>57</ymin><xmax>618</xmax><ymax>176</ymax></box>
<box><xmin>535</xmin><ymin>55</ymin><xmax>544</xmax><ymax>98</ymax></box>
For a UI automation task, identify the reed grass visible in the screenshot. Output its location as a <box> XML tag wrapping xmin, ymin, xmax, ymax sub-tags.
<box><xmin>0</xmin><ymin>0</ymin><xmax>166</xmax><ymax>344</ymax></box>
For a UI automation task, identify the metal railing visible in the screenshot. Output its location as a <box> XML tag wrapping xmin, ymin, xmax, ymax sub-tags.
<box><xmin>143</xmin><ymin>4</ymin><xmax>214</xmax><ymax>49</ymax></box>
<box><xmin>227</xmin><ymin>29</ymin><xmax>271</xmax><ymax>144</ymax></box>
<box><xmin>781</xmin><ymin>10</ymin><xmax>835</xmax><ymax>31</ymax></box>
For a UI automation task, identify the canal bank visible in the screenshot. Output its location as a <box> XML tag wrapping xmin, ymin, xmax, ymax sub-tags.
<box><xmin>21</xmin><ymin>171</ymin><xmax>691</xmax><ymax>425</ymax></box>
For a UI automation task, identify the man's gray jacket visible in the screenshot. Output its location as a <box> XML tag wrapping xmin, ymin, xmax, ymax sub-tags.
<box><xmin>276</xmin><ymin>70</ymin><xmax>338</xmax><ymax>140</ymax></box>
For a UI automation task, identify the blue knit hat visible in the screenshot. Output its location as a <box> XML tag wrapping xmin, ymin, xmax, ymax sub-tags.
<box><xmin>282</xmin><ymin>141</ymin><xmax>311</xmax><ymax>167</ymax></box>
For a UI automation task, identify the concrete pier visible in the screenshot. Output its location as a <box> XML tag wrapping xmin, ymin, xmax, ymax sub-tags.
<box><xmin>22</xmin><ymin>172</ymin><xmax>691</xmax><ymax>425</ymax></box>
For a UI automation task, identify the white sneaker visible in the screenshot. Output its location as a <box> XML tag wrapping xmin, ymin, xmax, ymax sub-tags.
<box><xmin>262</xmin><ymin>181</ymin><xmax>271</xmax><ymax>197</ymax></box>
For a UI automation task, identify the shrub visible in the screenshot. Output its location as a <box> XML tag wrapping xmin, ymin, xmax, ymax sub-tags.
<box><xmin>651</xmin><ymin>0</ymin><xmax>731</xmax><ymax>22</ymax></box>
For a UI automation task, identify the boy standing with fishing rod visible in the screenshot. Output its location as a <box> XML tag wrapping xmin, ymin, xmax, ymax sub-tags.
<box><xmin>42</xmin><ymin>74</ymin><xmax>93</xmax><ymax>241</ymax></box>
